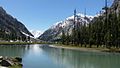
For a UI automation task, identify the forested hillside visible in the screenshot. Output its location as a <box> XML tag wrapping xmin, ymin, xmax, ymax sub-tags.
<box><xmin>60</xmin><ymin>0</ymin><xmax>120</xmax><ymax>48</ymax></box>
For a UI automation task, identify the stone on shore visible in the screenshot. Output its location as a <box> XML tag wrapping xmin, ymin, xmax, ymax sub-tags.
<box><xmin>15</xmin><ymin>57</ymin><xmax>22</xmax><ymax>62</ymax></box>
<box><xmin>0</xmin><ymin>56</ymin><xmax>22</xmax><ymax>68</ymax></box>
<box><xmin>1</xmin><ymin>60</ymin><xmax>12</xmax><ymax>67</ymax></box>
<box><xmin>0</xmin><ymin>56</ymin><xmax>3</xmax><ymax>60</ymax></box>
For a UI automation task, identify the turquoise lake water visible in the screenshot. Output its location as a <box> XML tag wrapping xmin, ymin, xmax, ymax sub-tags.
<box><xmin>0</xmin><ymin>44</ymin><xmax>120</xmax><ymax>68</ymax></box>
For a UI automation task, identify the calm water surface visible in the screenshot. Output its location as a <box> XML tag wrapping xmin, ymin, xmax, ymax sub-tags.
<box><xmin>0</xmin><ymin>44</ymin><xmax>120</xmax><ymax>68</ymax></box>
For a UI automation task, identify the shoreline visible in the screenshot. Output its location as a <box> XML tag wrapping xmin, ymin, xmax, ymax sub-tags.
<box><xmin>0</xmin><ymin>42</ymin><xmax>52</xmax><ymax>45</ymax></box>
<box><xmin>0</xmin><ymin>43</ymin><xmax>120</xmax><ymax>53</ymax></box>
<box><xmin>49</xmin><ymin>45</ymin><xmax>120</xmax><ymax>53</ymax></box>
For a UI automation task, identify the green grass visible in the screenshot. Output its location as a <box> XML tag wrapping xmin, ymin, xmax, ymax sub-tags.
<box><xmin>0</xmin><ymin>42</ymin><xmax>33</xmax><ymax>45</ymax></box>
<box><xmin>0</xmin><ymin>41</ymin><xmax>54</xmax><ymax>45</ymax></box>
<box><xmin>9</xmin><ymin>65</ymin><xmax>22</xmax><ymax>68</ymax></box>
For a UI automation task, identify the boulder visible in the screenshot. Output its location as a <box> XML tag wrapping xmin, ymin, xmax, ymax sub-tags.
<box><xmin>0</xmin><ymin>56</ymin><xmax>3</xmax><ymax>60</ymax></box>
<box><xmin>0</xmin><ymin>56</ymin><xmax>22</xmax><ymax>67</ymax></box>
<box><xmin>18</xmin><ymin>63</ymin><xmax>23</xmax><ymax>67</ymax></box>
<box><xmin>1</xmin><ymin>60</ymin><xmax>12</xmax><ymax>67</ymax></box>
<box><xmin>15</xmin><ymin>57</ymin><xmax>22</xmax><ymax>62</ymax></box>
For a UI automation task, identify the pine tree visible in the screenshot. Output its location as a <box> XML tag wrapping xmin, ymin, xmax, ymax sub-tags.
<box><xmin>72</xmin><ymin>9</ymin><xmax>77</xmax><ymax>45</ymax></box>
<box><xmin>61</xmin><ymin>29</ymin><xmax>66</xmax><ymax>44</ymax></box>
<box><xmin>66</xmin><ymin>30</ymin><xmax>70</xmax><ymax>45</ymax></box>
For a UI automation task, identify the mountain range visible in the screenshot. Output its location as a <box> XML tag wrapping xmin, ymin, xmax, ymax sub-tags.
<box><xmin>38</xmin><ymin>0</ymin><xmax>120</xmax><ymax>42</ymax></box>
<box><xmin>38</xmin><ymin>13</ymin><xmax>95</xmax><ymax>41</ymax></box>
<box><xmin>0</xmin><ymin>0</ymin><xmax>119</xmax><ymax>42</ymax></box>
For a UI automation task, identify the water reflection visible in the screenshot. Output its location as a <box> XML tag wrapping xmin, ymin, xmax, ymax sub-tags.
<box><xmin>29</xmin><ymin>44</ymin><xmax>43</xmax><ymax>55</ymax></box>
<box><xmin>0</xmin><ymin>45</ymin><xmax>27</xmax><ymax>57</ymax></box>
<box><xmin>42</xmin><ymin>46</ymin><xmax>120</xmax><ymax>68</ymax></box>
<box><xmin>22</xmin><ymin>44</ymin><xmax>62</xmax><ymax>68</ymax></box>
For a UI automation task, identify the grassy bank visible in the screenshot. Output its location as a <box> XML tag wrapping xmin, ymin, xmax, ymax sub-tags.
<box><xmin>9</xmin><ymin>65</ymin><xmax>22</xmax><ymax>68</ymax></box>
<box><xmin>0</xmin><ymin>42</ymin><xmax>53</xmax><ymax>45</ymax></box>
<box><xmin>0</xmin><ymin>42</ymin><xmax>33</xmax><ymax>45</ymax></box>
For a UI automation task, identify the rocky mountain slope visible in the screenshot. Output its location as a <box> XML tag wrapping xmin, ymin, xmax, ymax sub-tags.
<box><xmin>38</xmin><ymin>13</ymin><xmax>94</xmax><ymax>41</ymax></box>
<box><xmin>0</xmin><ymin>7</ymin><xmax>33</xmax><ymax>41</ymax></box>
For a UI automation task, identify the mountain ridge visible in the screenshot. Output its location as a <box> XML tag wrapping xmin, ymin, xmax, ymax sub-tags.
<box><xmin>38</xmin><ymin>13</ymin><xmax>94</xmax><ymax>41</ymax></box>
<box><xmin>0</xmin><ymin>6</ymin><xmax>33</xmax><ymax>41</ymax></box>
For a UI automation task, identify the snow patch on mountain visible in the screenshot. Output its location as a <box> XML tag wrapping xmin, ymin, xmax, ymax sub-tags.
<box><xmin>66</xmin><ymin>13</ymin><xmax>94</xmax><ymax>20</ymax></box>
<box><xmin>30</xmin><ymin>30</ymin><xmax>43</xmax><ymax>38</ymax></box>
<box><xmin>51</xmin><ymin>13</ymin><xmax>94</xmax><ymax>29</ymax></box>
<box><xmin>21</xmin><ymin>31</ymin><xmax>34</xmax><ymax>38</ymax></box>
<box><xmin>39</xmin><ymin>13</ymin><xmax>95</xmax><ymax>41</ymax></box>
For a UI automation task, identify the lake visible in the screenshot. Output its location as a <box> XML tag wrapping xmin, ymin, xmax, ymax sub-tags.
<box><xmin>0</xmin><ymin>44</ymin><xmax>120</xmax><ymax>68</ymax></box>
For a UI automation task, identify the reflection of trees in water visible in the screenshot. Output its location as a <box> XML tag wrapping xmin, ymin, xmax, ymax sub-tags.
<box><xmin>42</xmin><ymin>47</ymin><xmax>120</xmax><ymax>68</ymax></box>
<box><xmin>0</xmin><ymin>45</ymin><xmax>30</xmax><ymax>57</ymax></box>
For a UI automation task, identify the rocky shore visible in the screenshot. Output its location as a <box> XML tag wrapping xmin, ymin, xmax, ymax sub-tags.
<box><xmin>0</xmin><ymin>56</ymin><xmax>22</xmax><ymax>68</ymax></box>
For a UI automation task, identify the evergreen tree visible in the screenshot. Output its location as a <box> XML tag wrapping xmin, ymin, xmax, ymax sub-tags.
<box><xmin>61</xmin><ymin>29</ymin><xmax>66</xmax><ymax>44</ymax></box>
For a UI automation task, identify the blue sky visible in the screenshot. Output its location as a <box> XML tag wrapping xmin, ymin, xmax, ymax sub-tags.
<box><xmin>0</xmin><ymin>0</ymin><xmax>113</xmax><ymax>32</ymax></box>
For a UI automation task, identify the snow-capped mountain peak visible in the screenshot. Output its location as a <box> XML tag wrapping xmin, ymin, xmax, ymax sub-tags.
<box><xmin>39</xmin><ymin>13</ymin><xmax>95</xmax><ymax>41</ymax></box>
<box><xmin>50</xmin><ymin>13</ymin><xmax>94</xmax><ymax>29</ymax></box>
<box><xmin>30</xmin><ymin>30</ymin><xmax>42</xmax><ymax>38</ymax></box>
<box><xmin>66</xmin><ymin>13</ymin><xmax>94</xmax><ymax>20</ymax></box>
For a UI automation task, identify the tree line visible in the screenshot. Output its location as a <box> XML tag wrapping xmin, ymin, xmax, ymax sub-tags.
<box><xmin>61</xmin><ymin>7</ymin><xmax>120</xmax><ymax>49</ymax></box>
<box><xmin>0</xmin><ymin>28</ymin><xmax>31</xmax><ymax>42</ymax></box>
